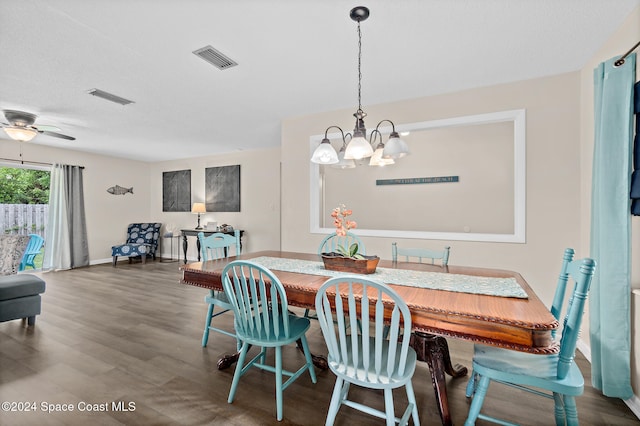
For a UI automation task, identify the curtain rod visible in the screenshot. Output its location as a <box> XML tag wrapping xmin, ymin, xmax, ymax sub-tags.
<box><xmin>0</xmin><ymin>157</ymin><xmax>85</xmax><ymax>169</ymax></box>
<box><xmin>615</xmin><ymin>40</ymin><xmax>640</xmax><ymax>66</ymax></box>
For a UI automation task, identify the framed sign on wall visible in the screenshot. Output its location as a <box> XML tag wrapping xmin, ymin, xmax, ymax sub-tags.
<box><xmin>205</xmin><ymin>165</ymin><xmax>241</xmax><ymax>212</ymax></box>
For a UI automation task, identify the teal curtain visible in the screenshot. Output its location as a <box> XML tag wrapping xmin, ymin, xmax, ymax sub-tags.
<box><xmin>590</xmin><ymin>53</ymin><xmax>636</xmax><ymax>399</ymax></box>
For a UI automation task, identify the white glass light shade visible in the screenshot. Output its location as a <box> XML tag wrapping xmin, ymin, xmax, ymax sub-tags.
<box><xmin>344</xmin><ymin>135</ymin><xmax>374</xmax><ymax>160</ymax></box>
<box><xmin>331</xmin><ymin>146</ymin><xmax>356</xmax><ymax>169</ymax></box>
<box><xmin>369</xmin><ymin>144</ymin><xmax>395</xmax><ymax>166</ymax></box>
<box><xmin>311</xmin><ymin>139</ymin><xmax>339</xmax><ymax>164</ymax></box>
<box><xmin>382</xmin><ymin>134</ymin><xmax>410</xmax><ymax>159</ymax></box>
<box><xmin>191</xmin><ymin>202</ymin><xmax>206</xmax><ymax>214</ymax></box>
<box><xmin>3</xmin><ymin>126</ymin><xmax>38</xmax><ymax>142</ymax></box>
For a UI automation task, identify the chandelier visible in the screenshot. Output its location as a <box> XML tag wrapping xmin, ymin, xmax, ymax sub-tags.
<box><xmin>311</xmin><ymin>6</ymin><xmax>410</xmax><ymax>167</ymax></box>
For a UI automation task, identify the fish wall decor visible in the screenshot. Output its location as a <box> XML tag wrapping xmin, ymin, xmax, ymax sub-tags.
<box><xmin>107</xmin><ymin>185</ymin><xmax>134</xmax><ymax>195</ymax></box>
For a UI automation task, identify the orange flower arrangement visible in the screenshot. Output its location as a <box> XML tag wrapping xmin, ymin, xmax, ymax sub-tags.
<box><xmin>331</xmin><ymin>204</ymin><xmax>358</xmax><ymax>237</ymax></box>
<box><xmin>330</xmin><ymin>204</ymin><xmax>363</xmax><ymax>259</ymax></box>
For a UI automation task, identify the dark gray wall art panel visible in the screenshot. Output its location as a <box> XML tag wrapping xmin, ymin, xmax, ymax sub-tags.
<box><xmin>205</xmin><ymin>165</ymin><xmax>240</xmax><ymax>212</ymax></box>
<box><xmin>162</xmin><ymin>170</ymin><xmax>191</xmax><ymax>212</ymax></box>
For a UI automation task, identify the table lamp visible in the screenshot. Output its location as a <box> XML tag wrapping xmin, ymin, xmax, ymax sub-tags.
<box><xmin>191</xmin><ymin>203</ymin><xmax>206</xmax><ymax>230</ymax></box>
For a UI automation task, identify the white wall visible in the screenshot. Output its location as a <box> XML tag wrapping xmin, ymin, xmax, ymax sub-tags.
<box><xmin>0</xmin><ymin>138</ymin><xmax>152</xmax><ymax>263</ymax></box>
<box><xmin>0</xmin><ymin>138</ymin><xmax>281</xmax><ymax>264</ymax></box>
<box><xmin>282</xmin><ymin>72</ymin><xmax>582</xmax><ymax>308</ymax></box>
<box><xmin>148</xmin><ymin>147</ymin><xmax>281</xmax><ymax>261</ymax></box>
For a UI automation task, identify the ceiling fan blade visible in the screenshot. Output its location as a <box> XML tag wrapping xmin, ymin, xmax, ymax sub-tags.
<box><xmin>34</xmin><ymin>124</ymin><xmax>61</xmax><ymax>132</ymax></box>
<box><xmin>40</xmin><ymin>130</ymin><xmax>75</xmax><ymax>140</ymax></box>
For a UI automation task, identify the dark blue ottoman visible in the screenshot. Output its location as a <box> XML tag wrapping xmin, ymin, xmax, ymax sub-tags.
<box><xmin>0</xmin><ymin>274</ymin><xmax>46</xmax><ymax>326</ymax></box>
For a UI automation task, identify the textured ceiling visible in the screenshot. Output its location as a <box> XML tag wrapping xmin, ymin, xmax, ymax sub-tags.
<box><xmin>1</xmin><ymin>0</ymin><xmax>638</xmax><ymax>162</ymax></box>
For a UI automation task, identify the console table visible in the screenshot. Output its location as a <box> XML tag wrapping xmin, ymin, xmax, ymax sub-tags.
<box><xmin>181</xmin><ymin>229</ymin><xmax>244</xmax><ymax>263</ymax></box>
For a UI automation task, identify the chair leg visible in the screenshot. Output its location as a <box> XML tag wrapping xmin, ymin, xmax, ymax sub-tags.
<box><xmin>325</xmin><ymin>377</ymin><xmax>345</xmax><ymax>426</ymax></box>
<box><xmin>465</xmin><ymin>370</ymin><xmax>477</xmax><ymax>397</ymax></box>
<box><xmin>202</xmin><ymin>301</ymin><xmax>215</xmax><ymax>347</ymax></box>
<box><xmin>405</xmin><ymin>381</ymin><xmax>420</xmax><ymax>426</ymax></box>
<box><xmin>275</xmin><ymin>346</ymin><xmax>283</xmax><ymax>421</ymax></box>
<box><xmin>228</xmin><ymin>342</ymin><xmax>250</xmax><ymax>404</ymax></box>
<box><xmin>464</xmin><ymin>375</ymin><xmax>490</xmax><ymax>426</ymax></box>
<box><xmin>383</xmin><ymin>388</ymin><xmax>395</xmax><ymax>426</ymax></box>
<box><xmin>27</xmin><ymin>316</ymin><xmax>36</xmax><ymax>326</ymax></box>
<box><xmin>141</xmin><ymin>254</ymin><xmax>146</xmax><ymax>264</ymax></box>
<box><xmin>299</xmin><ymin>335</ymin><xmax>318</xmax><ymax>383</ymax></box>
<box><xmin>563</xmin><ymin>394</ymin><xmax>579</xmax><ymax>426</ymax></box>
<box><xmin>112</xmin><ymin>256</ymin><xmax>117</xmax><ymax>267</ymax></box>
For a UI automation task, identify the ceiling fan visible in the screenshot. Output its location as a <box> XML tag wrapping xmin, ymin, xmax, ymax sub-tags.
<box><xmin>1</xmin><ymin>109</ymin><xmax>75</xmax><ymax>142</ymax></box>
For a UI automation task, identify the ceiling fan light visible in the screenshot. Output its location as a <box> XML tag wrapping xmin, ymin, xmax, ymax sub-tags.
<box><xmin>3</xmin><ymin>126</ymin><xmax>38</xmax><ymax>142</ymax></box>
<box><xmin>344</xmin><ymin>135</ymin><xmax>374</xmax><ymax>160</ymax></box>
<box><xmin>311</xmin><ymin>138</ymin><xmax>339</xmax><ymax>164</ymax></box>
<box><xmin>382</xmin><ymin>133</ymin><xmax>410</xmax><ymax>159</ymax></box>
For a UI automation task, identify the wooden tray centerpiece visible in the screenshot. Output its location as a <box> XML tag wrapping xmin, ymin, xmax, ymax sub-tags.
<box><xmin>321</xmin><ymin>252</ymin><xmax>380</xmax><ymax>274</ymax></box>
<box><xmin>322</xmin><ymin>204</ymin><xmax>379</xmax><ymax>273</ymax></box>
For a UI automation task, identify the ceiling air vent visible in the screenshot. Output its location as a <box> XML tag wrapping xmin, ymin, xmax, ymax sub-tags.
<box><xmin>193</xmin><ymin>45</ymin><xmax>238</xmax><ymax>70</ymax></box>
<box><xmin>87</xmin><ymin>88</ymin><xmax>134</xmax><ymax>106</ymax></box>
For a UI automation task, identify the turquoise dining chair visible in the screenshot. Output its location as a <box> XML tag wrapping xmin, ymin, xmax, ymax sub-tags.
<box><xmin>19</xmin><ymin>234</ymin><xmax>44</xmax><ymax>271</ymax></box>
<box><xmin>391</xmin><ymin>242</ymin><xmax>450</xmax><ymax>266</ymax></box>
<box><xmin>464</xmin><ymin>251</ymin><xmax>596</xmax><ymax>426</ymax></box>
<box><xmin>221</xmin><ymin>260</ymin><xmax>317</xmax><ymax>421</ymax></box>
<box><xmin>315</xmin><ymin>276</ymin><xmax>420</xmax><ymax>426</ymax></box>
<box><xmin>317</xmin><ymin>231</ymin><xmax>366</xmax><ymax>256</ymax></box>
<box><xmin>198</xmin><ymin>230</ymin><xmax>241</xmax><ymax>348</ymax></box>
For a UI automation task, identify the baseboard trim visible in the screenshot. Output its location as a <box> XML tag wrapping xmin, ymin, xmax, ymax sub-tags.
<box><xmin>576</xmin><ymin>338</ymin><xmax>640</xmax><ymax>420</ymax></box>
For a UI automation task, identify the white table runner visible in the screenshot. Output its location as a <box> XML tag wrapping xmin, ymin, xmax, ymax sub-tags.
<box><xmin>248</xmin><ymin>256</ymin><xmax>528</xmax><ymax>299</ymax></box>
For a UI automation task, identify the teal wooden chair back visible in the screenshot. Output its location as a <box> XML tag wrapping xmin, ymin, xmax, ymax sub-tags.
<box><xmin>318</xmin><ymin>232</ymin><xmax>366</xmax><ymax>255</ymax></box>
<box><xmin>315</xmin><ymin>276</ymin><xmax>420</xmax><ymax>426</ymax></box>
<box><xmin>19</xmin><ymin>234</ymin><xmax>44</xmax><ymax>271</ymax></box>
<box><xmin>197</xmin><ymin>230</ymin><xmax>241</xmax><ymax>348</ymax></box>
<box><xmin>550</xmin><ymin>248</ymin><xmax>575</xmax><ymax>339</ymax></box>
<box><xmin>223</xmin><ymin>260</ymin><xmax>293</xmax><ymax>341</ymax></box>
<box><xmin>392</xmin><ymin>242</ymin><xmax>450</xmax><ymax>266</ymax></box>
<box><xmin>464</xmin><ymin>252</ymin><xmax>596</xmax><ymax>426</ymax></box>
<box><xmin>221</xmin><ymin>260</ymin><xmax>317</xmax><ymax>421</ymax></box>
<box><xmin>198</xmin><ymin>230</ymin><xmax>240</xmax><ymax>261</ymax></box>
<box><xmin>555</xmin><ymin>256</ymin><xmax>595</xmax><ymax>380</ymax></box>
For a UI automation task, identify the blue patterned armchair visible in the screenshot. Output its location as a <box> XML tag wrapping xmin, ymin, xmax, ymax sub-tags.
<box><xmin>111</xmin><ymin>223</ymin><xmax>162</xmax><ymax>266</ymax></box>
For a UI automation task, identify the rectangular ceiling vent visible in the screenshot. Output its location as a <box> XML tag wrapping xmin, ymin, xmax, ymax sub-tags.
<box><xmin>193</xmin><ymin>45</ymin><xmax>238</xmax><ymax>70</ymax></box>
<box><xmin>87</xmin><ymin>88</ymin><xmax>134</xmax><ymax>106</ymax></box>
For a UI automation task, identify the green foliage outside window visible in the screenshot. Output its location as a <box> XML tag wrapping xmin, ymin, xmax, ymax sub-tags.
<box><xmin>0</xmin><ymin>167</ymin><xmax>50</xmax><ymax>204</ymax></box>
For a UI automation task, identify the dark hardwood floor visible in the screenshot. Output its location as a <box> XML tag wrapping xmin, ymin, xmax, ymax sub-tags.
<box><xmin>1</xmin><ymin>260</ymin><xmax>638</xmax><ymax>425</ymax></box>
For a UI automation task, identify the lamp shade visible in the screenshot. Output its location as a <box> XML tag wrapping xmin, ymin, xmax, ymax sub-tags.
<box><xmin>344</xmin><ymin>135</ymin><xmax>374</xmax><ymax>160</ymax></box>
<box><xmin>382</xmin><ymin>133</ymin><xmax>410</xmax><ymax>159</ymax></box>
<box><xmin>331</xmin><ymin>146</ymin><xmax>356</xmax><ymax>169</ymax></box>
<box><xmin>3</xmin><ymin>126</ymin><xmax>38</xmax><ymax>142</ymax></box>
<box><xmin>369</xmin><ymin>143</ymin><xmax>395</xmax><ymax>166</ymax></box>
<box><xmin>311</xmin><ymin>138</ymin><xmax>339</xmax><ymax>164</ymax></box>
<box><xmin>191</xmin><ymin>202</ymin><xmax>206</xmax><ymax>214</ymax></box>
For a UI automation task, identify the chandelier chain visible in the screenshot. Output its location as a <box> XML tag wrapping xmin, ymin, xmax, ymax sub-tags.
<box><xmin>357</xmin><ymin>21</ymin><xmax>362</xmax><ymax>113</ymax></box>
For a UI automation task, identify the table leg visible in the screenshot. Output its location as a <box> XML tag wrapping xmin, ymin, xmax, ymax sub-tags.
<box><xmin>182</xmin><ymin>235</ymin><xmax>188</xmax><ymax>264</ymax></box>
<box><xmin>196</xmin><ymin>238</ymin><xmax>202</xmax><ymax>262</ymax></box>
<box><xmin>410</xmin><ymin>332</ymin><xmax>468</xmax><ymax>426</ymax></box>
<box><xmin>217</xmin><ymin>352</ymin><xmax>242</xmax><ymax>370</ymax></box>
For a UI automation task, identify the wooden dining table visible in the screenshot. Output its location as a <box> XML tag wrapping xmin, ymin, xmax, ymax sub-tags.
<box><xmin>180</xmin><ymin>250</ymin><xmax>558</xmax><ymax>426</ymax></box>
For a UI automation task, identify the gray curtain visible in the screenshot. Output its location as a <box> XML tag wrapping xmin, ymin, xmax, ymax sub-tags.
<box><xmin>43</xmin><ymin>164</ymin><xmax>89</xmax><ymax>271</ymax></box>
